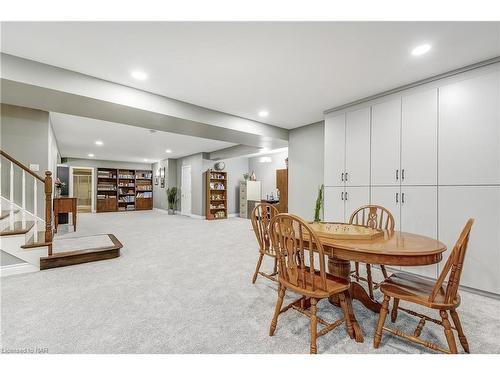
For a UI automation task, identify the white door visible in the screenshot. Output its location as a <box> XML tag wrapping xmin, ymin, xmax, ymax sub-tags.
<box><xmin>324</xmin><ymin>186</ymin><xmax>345</xmax><ymax>222</ymax></box>
<box><xmin>401</xmin><ymin>88</ymin><xmax>438</xmax><ymax>186</ymax></box>
<box><xmin>370</xmin><ymin>186</ymin><xmax>401</xmax><ymax>231</ymax></box>
<box><xmin>438</xmin><ymin>186</ymin><xmax>500</xmax><ymax>294</ymax></box>
<box><xmin>324</xmin><ymin>112</ymin><xmax>346</xmax><ymax>186</ymax></box>
<box><xmin>400</xmin><ymin>186</ymin><xmax>438</xmax><ymax>278</ymax></box>
<box><xmin>344</xmin><ymin>186</ymin><xmax>370</xmax><ymax>222</ymax></box>
<box><xmin>371</xmin><ymin>98</ymin><xmax>401</xmax><ymax>186</ymax></box>
<box><xmin>345</xmin><ymin>107</ymin><xmax>371</xmax><ymax>186</ymax></box>
<box><xmin>439</xmin><ymin>70</ymin><xmax>500</xmax><ymax>185</ymax></box>
<box><xmin>181</xmin><ymin>165</ymin><xmax>192</xmax><ymax>216</ymax></box>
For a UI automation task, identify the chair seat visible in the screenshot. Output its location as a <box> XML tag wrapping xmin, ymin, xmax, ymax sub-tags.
<box><xmin>380</xmin><ymin>272</ymin><xmax>460</xmax><ymax>309</ymax></box>
<box><xmin>280</xmin><ymin>267</ymin><xmax>350</xmax><ymax>298</ymax></box>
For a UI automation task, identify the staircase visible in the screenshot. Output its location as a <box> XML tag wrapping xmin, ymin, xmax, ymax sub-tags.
<box><xmin>1</xmin><ymin>149</ymin><xmax>53</xmax><ymax>276</ymax></box>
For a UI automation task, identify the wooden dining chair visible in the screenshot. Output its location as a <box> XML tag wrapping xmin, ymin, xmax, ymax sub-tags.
<box><xmin>349</xmin><ymin>205</ymin><xmax>395</xmax><ymax>299</ymax></box>
<box><xmin>374</xmin><ymin>219</ymin><xmax>474</xmax><ymax>354</ymax></box>
<box><xmin>268</xmin><ymin>213</ymin><xmax>355</xmax><ymax>354</ymax></box>
<box><xmin>251</xmin><ymin>203</ymin><xmax>280</xmax><ymax>283</ymax></box>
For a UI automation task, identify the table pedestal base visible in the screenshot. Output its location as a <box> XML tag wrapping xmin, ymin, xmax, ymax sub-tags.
<box><xmin>327</xmin><ymin>256</ymin><xmax>383</xmax><ymax>343</ymax></box>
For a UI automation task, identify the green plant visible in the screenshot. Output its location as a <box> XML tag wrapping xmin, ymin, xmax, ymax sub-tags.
<box><xmin>166</xmin><ymin>187</ymin><xmax>179</xmax><ymax>210</ymax></box>
<box><xmin>314</xmin><ymin>184</ymin><xmax>324</xmax><ymax>222</ymax></box>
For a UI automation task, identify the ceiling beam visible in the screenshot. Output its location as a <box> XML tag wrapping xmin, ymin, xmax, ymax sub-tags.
<box><xmin>0</xmin><ymin>53</ymin><xmax>288</xmax><ymax>150</ymax></box>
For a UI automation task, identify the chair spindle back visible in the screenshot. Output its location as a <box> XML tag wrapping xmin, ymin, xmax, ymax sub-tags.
<box><xmin>251</xmin><ymin>203</ymin><xmax>280</xmax><ymax>256</ymax></box>
<box><xmin>269</xmin><ymin>213</ymin><xmax>327</xmax><ymax>293</ymax></box>
<box><xmin>349</xmin><ymin>205</ymin><xmax>395</xmax><ymax>230</ymax></box>
<box><xmin>430</xmin><ymin>218</ymin><xmax>474</xmax><ymax>304</ymax></box>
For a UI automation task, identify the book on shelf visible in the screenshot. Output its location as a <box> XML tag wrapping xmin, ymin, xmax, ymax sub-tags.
<box><xmin>118</xmin><ymin>196</ymin><xmax>135</xmax><ymax>203</ymax></box>
<box><xmin>136</xmin><ymin>192</ymin><xmax>153</xmax><ymax>198</ymax></box>
<box><xmin>98</xmin><ymin>171</ymin><xmax>116</xmax><ymax>178</ymax></box>
<box><xmin>136</xmin><ymin>172</ymin><xmax>153</xmax><ymax>179</ymax></box>
<box><xmin>97</xmin><ymin>194</ymin><xmax>116</xmax><ymax>200</ymax></box>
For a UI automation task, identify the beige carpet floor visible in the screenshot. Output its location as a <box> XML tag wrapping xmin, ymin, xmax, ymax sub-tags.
<box><xmin>1</xmin><ymin>209</ymin><xmax>499</xmax><ymax>354</ymax></box>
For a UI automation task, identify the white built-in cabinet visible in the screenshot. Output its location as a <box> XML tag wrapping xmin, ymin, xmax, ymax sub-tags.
<box><xmin>324</xmin><ymin>65</ymin><xmax>500</xmax><ymax>294</ymax></box>
<box><xmin>402</xmin><ymin>89</ymin><xmax>438</xmax><ymax>186</ymax></box>
<box><xmin>324</xmin><ymin>113</ymin><xmax>345</xmax><ymax>186</ymax></box>
<box><xmin>345</xmin><ymin>108</ymin><xmax>371</xmax><ymax>186</ymax></box>
<box><xmin>371</xmin><ymin>99</ymin><xmax>401</xmax><ymax>186</ymax></box>
<box><xmin>438</xmin><ymin>186</ymin><xmax>500</xmax><ymax>294</ymax></box>
<box><xmin>439</xmin><ymin>71</ymin><xmax>500</xmax><ymax>185</ymax></box>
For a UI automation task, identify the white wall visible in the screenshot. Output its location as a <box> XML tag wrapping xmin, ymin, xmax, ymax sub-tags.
<box><xmin>288</xmin><ymin>122</ymin><xmax>324</xmax><ymax>221</ymax></box>
<box><xmin>152</xmin><ymin>158</ymin><xmax>169</xmax><ymax>210</ymax></box>
<box><xmin>248</xmin><ymin>150</ymin><xmax>288</xmax><ymax>200</ymax></box>
<box><xmin>48</xmin><ymin>118</ymin><xmax>61</xmax><ymax>182</ymax></box>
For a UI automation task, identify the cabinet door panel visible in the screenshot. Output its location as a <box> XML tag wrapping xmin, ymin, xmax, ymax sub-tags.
<box><xmin>400</xmin><ymin>186</ymin><xmax>438</xmax><ymax>278</ymax></box>
<box><xmin>345</xmin><ymin>187</ymin><xmax>370</xmax><ymax>222</ymax></box>
<box><xmin>402</xmin><ymin>88</ymin><xmax>438</xmax><ymax>185</ymax></box>
<box><xmin>345</xmin><ymin>107</ymin><xmax>371</xmax><ymax>186</ymax></box>
<box><xmin>371</xmin><ymin>98</ymin><xmax>401</xmax><ymax>185</ymax></box>
<box><xmin>324</xmin><ymin>113</ymin><xmax>345</xmax><ymax>186</ymax></box>
<box><xmin>324</xmin><ymin>186</ymin><xmax>345</xmax><ymax>222</ymax></box>
<box><xmin>370</xmin><ymin>186</ymin><xmax>401</xmax><ymax>232</ymax></box>
<box><xmin>439</xmin><ymin>71</ymin><xmax>500</xmax><ymax>185</ymax></box>
<box><xmin>438</xmin><ymin>186</ymin><xmax>500</xmax><ymax>294</ymax></box>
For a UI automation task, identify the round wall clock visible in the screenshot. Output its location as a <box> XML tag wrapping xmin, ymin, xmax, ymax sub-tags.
<box><xmin>214</xmin><ymin>161</ymin><xmax>225</xmax><ymax>171</ymax></box>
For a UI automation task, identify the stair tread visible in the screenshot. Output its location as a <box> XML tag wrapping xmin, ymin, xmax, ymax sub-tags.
<box><xmin>0</xmin><ymin>221</ymin><xmax>35</xmax><ymax>236</ymax></box>
<box><xmin>22</xmin><ymin>231</ymin><xmax>50</xmax><ymax>249</ymax></box>
<box><xmin>0</xmin><ymin>209</ymin><xmax>19</xmax><ymax>220</ymax></box>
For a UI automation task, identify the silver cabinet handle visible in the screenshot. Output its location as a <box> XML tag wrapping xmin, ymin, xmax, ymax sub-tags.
<box><xmin>402</xmin><ymin>169</ymin><xmax>405</xmax><ymax>180</ymax></box>
<box><xmin>402</xmin><ymin>192</ymin><xmax>405</xmax><ymax>204</ymax></box>
<box><xmin>341</xmin><ymin>172</ymin><xmax>344</xmax><ymax>182</ymax></box>
<box><xmin>341</xmin><ymin>192</ymin><xmax>344</xmax><ymax>200</ymax></box>
<box><xmin>396</xmin><ymin>169</ymin><xmax>399</xmax><ymax>181</ymax></box>
<box><xmin>345</xmin><ymin>192</ymin><xmax>348</xmax><ymax>200</ymax></box>
<box><xmin>396</xmin><ymin>192</ymin><xmax>399</xmax><ymax>204</ymax></box>
<box><xmin>345</xmin><ymin>172</ymin><xmax>348</xmax><ymax>181</ymax></box>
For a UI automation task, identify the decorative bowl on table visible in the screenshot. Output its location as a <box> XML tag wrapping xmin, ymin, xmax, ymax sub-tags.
<box><xmin>308</xmin><ymin>222</ymin><xmax>384</xmax><ymax>240</ymax></box>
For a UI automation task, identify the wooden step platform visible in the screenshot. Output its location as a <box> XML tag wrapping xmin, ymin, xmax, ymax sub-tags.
<box><xmin>22</xmin><ymin>231</ymin><xmax>51</xmax><ymax>249</ymax></box>
<box><xmin>0</xmin><ymin>209</ymin><xmax>18</xmax><ymax>220</ymax></box>
<box><xmin>40</xmin><ymin>234</ymin><xmax>122</xmax><ymax>270</ymax></box>
<box><xmin>0</xmin><ymin>221</ymin><xmax>34</xmax><ymax>236</ymax></box>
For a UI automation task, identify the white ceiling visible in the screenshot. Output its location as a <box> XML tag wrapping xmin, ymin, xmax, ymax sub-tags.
<box><xmin>2</xmin><ymin>22</ymin><xmax>500</xmax><ymax>128</ymax></box>
<box><xmin>50</xmin><ymin>113</ymin><xmax>236</xmax><ymax>162</ymax></box>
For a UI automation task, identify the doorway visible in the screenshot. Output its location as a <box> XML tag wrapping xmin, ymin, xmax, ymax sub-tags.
<box><xmin>181</xmin><ymin>165</ymin><xmax>192</xmax><ymax>216</ymax></box>
<box><xmin>70</xmin><ymin>167</ymin><xmax>94</xmax><ymax>213</ymax></box>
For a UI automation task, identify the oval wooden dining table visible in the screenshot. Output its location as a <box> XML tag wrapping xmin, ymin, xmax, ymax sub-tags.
<box><xmin>305</xmin><ymin>228</ymin><xmax>447</xmax><ymax>343</ymax></box>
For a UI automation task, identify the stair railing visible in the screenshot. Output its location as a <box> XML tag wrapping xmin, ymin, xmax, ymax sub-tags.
<box><xmin>0</xmin><ymin>149</ymin><xmax>53</xmax><ymax>250</ymax></box>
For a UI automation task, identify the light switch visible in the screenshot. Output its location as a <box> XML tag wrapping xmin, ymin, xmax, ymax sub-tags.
<box><xmin>29</xmin><ymin>164</ymin><xmax>40</xmax><ymax>172</ymax></box>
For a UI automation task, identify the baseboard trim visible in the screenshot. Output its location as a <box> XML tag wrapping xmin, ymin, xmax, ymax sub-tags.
<box><xmin>1</xmin><ymin>262</ymin><xmax>39</xmax><ymax>277</ymax></box>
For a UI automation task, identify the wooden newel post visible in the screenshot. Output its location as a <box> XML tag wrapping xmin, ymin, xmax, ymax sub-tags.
<box><xmin>44</xmin><ymin>171</ymin><xmax>53</xmax><ymax>246</ymax></box>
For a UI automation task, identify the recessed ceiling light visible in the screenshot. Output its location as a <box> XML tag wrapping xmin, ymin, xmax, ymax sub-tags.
<box><xmin>88</xmin><ymin>153</ymin><xmax>94</xmax><ymax>158</ymax></box>
<box><xmin>131</xmin><ymin>70</ymin><xmax>148</xmax><ymax>80</ymax></box>
<box><xmin>143</xmin><ymin>158</ymin><xmax>149</xmax><ymax>162</ymax></box>
<box><xmin>411</xmin><ymin>44</ymin><xmax>431</xmax><ymax>56</ymax></box>
<box><xmin>165</xmin><ymin>149</ymin><xmax>172</xmax><ymax>154</ymax></box>
<box><xmin>259</xmin><ymin>156</ymin><xmax>272</xmax><ymax>163</ymax></box>
<box><xmin>258</xmin><ymin>110</ymin><xmax>269</xmax><ymax>118</ymax></box>
<box><xmin>95</xmin><ymin>140</ymin><xmax>103</xmax><ymax>146</ymax></box>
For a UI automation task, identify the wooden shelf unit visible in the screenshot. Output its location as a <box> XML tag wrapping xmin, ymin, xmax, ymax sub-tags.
<box><xmin>204</xmin><ymin>169</ymin><xmax>227</xmax><ymax>220</ymax></box>
<box><xmin>97</xmin><ymin>168</ymin><xmax>153</xmax><ymax>213</ymax></box>
<box><xmin>97</xmin><ymin>168</ymin><xmax>118</xmax><ymax>212</ymax></box>
<box><xmin>135</xmin><ymin>170</ymin><xmax>153</xmax><ymax>210</ymax></box>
